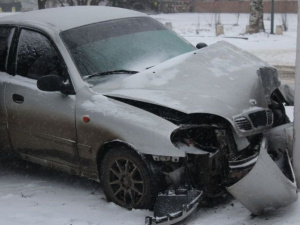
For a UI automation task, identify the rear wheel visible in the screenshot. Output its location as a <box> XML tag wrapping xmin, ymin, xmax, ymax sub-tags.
<box><xmin>100</xmin><ymin>147</ymin><xmax>156</xmax><ymax>209</ymax></box>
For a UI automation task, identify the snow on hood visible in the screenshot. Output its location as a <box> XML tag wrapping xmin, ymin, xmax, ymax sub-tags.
<box><xmin>92</xmin><ymin>42</ymin><xmax>275</xmax><ymax>119</ymax></box>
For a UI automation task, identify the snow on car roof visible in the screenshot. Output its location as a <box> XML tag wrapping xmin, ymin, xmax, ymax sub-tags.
<box><xmin>0</xmin><ymin>6</ymin><xmax>146</xmax><ymax>31</ymax></box>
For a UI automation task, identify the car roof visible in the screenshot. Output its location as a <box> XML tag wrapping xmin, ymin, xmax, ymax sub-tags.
<box><xmin>0</xmin><ymin>6</ymin><xmax>147</xmax><ymax>31</ymax></box>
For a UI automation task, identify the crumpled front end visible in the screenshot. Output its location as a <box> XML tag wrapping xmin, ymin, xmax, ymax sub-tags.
<box><xmin>146</xmin><ymin>120</ymin><xmax>298</xmax><ymax>224</ymax></box>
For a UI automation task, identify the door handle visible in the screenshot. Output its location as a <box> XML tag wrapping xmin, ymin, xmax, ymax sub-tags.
<box><xmin>12</xmin><ymin>94</ymin><xmax>24</xmax><ymax>104</ymax></box>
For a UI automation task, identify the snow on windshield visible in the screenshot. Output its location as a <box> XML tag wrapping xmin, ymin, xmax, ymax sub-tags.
<box><xmin>61</xmin><ymin>17</ymin><xmax>195</xmax><ymax>80</ymax></box>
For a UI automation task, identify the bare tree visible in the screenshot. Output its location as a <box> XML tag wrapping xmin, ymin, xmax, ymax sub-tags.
<box><xmin>281</xmin><ymin>2</ymin><xmax>288</xmax><ymax>31</ymax></box>
<box><xmin>234</xmin><ymin>0</ymin><xmax>242</xmax><ymax>26</ymax></box>
<box><xmin>38</xmin><ymin>0</ymin><xmax>48</xmax><ymax>9</ymax></box>
<box><xmin>247</xmin><ymin>0</ymin><xmax>265</xmax><ymax>33</ymax></box>
<box><xmin>281</xmin><ymin>14</ymin><xmax>288</xmax><ymax>31</ymax></box>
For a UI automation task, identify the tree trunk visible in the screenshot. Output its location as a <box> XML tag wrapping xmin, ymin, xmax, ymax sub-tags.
<box><xmin>247</xmin><ymin>0</ymin><xmax>265</xmax><ymax>33</ymax></box>
<box><xmin>38</xmin><ymin>0</ymin><xmax>48</xmax><ymax>9</ymax></box>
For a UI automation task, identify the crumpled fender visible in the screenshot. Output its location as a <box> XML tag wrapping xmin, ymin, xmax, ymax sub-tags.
<box><xmin>76</xmin><ymin>89</ymin><xmax>186</xmax><ymax>160</ymax></box>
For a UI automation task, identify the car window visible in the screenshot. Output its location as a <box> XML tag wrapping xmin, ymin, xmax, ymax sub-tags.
<box><xmin>61</xmin><ymin>17</ymin><xmax>195</xmax><ymax>80</ymax></box>
<box><xmin>16</xmin><ymin>29</ymin><xmax>65</xmax><ymax>80</ymax></box>
<box><xmin>0</xmin><ymin>27</ymin><xmax>14</xmax><ymax>72</ymax></box>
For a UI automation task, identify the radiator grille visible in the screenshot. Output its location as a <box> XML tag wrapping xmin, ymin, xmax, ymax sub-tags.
<box><xmin>248</xmin><ymin>110</ymin><xmax>273</xmax><ymax>128</ymax></box>
<box><xmin>234</xmin><ymin>117</ymin><xmax>252</xmax><ymax>131</ymax></box>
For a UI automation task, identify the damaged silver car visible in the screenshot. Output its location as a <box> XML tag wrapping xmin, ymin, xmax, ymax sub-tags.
<box><xmin>0</xmin><ymin>6</ymin><xmax>297</xmax><ymax>225</ymax></box>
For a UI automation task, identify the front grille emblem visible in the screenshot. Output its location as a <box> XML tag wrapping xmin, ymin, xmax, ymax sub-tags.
<box><xmin>249</xmin><ymin>99</ymin><xmax>257</xmax><ymax>107</ymax></box>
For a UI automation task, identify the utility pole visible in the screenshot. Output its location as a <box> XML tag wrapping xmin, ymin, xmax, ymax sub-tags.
<box><xmin>270</xmin><ymin>0</ymin><xmax>275</xmax><ymax>34</ymax></box>
<box><xmin>293</xmin><ymin>0</ymin><xmax>300</xmax><ymax>185</ymax></box>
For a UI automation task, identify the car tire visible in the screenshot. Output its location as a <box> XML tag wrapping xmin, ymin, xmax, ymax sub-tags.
<box><xmin>100</xmin><ymin>147</ymin><xmax>157</xmax><ymax>209</ymax></box>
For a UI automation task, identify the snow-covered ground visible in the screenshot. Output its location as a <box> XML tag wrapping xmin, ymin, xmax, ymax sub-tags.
<box><xmin>1</xmin><ymin>147</ymin><xmax>299</xmax><ymax>225</ymax></box>
<box><xmin>151</xmin><ymin>13</ymin><xmax>297</xmax><ymax>67</ymax></box>
<box><xmin>0</xmin><ymin>11</ymin><xmax>298</xmax><ymax>225</ymax></box>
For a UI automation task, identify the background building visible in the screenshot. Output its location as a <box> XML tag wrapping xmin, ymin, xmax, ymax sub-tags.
<box><xmin>193</xmin><ymin>0</ymin><xmax>298</xmax><ymax>14</ymax></box>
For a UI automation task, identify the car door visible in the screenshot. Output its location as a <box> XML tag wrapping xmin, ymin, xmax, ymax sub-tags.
<box><xmin>5</xmin><ymin>28</ymin><xmax>79</xmax><ymax>167</ymax></box>
<box><xmin>0</xmin><ymin>26</ymin><xmax>15</xmax><ymax>153</ymax></box>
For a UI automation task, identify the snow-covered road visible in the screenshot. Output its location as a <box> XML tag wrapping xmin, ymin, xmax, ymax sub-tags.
<box><xmin>1</xmin><ymin>156</ymin><xmax>299</xmax><ymax>225</ymax></box>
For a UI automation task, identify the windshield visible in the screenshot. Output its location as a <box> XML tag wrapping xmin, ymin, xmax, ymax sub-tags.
<box><xmin>61</xmin><ymin>17</ymin><xmax>195</xmax><ymax>84</ymax></box>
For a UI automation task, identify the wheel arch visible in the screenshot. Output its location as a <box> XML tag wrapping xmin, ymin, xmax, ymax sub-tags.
<box><xmin>96</xmin><ymin>139</ymin><xmax>140</xmax><ymax>175</ymax></box>
<box><xmin>98</xmin><ymin>139</ymin><xmax>160</xmax><ymax>209</ymax></box>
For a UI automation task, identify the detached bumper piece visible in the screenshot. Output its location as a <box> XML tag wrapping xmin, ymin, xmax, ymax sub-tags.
<box><xmin>226</xmin><ymin>137</ymin><xmax>298</xmax><ymax>215</ymax></box>
<box><xmin>145</xmin><ymin>189</ymin><xmax>202</xmax><ymax>225</ymax></box>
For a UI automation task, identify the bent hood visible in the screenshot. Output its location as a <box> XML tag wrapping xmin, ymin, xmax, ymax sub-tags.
<box><xmin>93</xmin><ymin>41</ymin><xmax>279</xmax><ymax>119</ymax></box>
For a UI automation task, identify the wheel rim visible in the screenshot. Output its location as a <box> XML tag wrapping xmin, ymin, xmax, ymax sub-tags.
<box><xmin>108</xmin><ymin>158</ymin><xmax>145</xmax><ymax>207</ymax></box>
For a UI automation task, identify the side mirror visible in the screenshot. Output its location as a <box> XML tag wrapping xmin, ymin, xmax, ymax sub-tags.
<box><xmin>37</xmin><ymin>75</ymin><xmax>63</xmax><ymax>92</ymax></box>
<box><xmin>196</xmin><ymin>43</ymin><xmax>208</xmax><ymax>49</ymax></box>
<box><xmin>37</xmin><ymin>75</ymin><xmax>75</xmax><ymax>95</ymax></box>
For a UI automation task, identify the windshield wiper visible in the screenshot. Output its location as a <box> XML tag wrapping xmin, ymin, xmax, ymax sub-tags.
<box><xmin>83</xmin><ymin>70</ymin><xmax>138</xmax><ymax>80</ymax></box>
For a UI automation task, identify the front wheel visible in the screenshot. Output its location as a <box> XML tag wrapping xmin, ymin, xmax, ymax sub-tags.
<box><xmin>100</xmin><ymin>147</ymin><xmax>157</xmax><ymax>209</ymax></box>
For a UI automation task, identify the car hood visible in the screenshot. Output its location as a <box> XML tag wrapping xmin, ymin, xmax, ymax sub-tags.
<box><xmin>92</xmin><ymin>42</ymin><xmax>278</xmax><ymax>120</ymax></box>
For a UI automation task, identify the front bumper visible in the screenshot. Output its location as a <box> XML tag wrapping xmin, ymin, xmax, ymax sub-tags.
<box><xmin>145</xmin><ymin>189</ymin><xmax>202</xmax><ymax>225</ymax></box>
<box><xmin>226</xmin><ymin>132</ymin><xmax>298</xmax><ymax>215</ymax></box>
